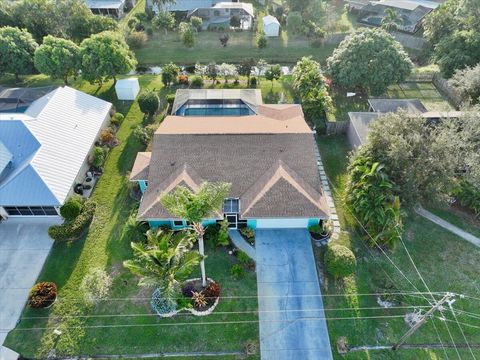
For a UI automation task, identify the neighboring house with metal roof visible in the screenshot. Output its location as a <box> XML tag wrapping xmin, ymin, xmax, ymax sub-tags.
<box><xmin>146</xmin><ymin>0</ymin><xmax>233</xmax><ymax>14</ymax></box>
<box><xmin>130</xmin><ymin>89</ymin><xmax>329</xmax><ymax>230</ymax></box>
<box><xmin>357</xmin><ymin>0</ymin><xmax>439</xmax><ymax>33</ymax></box>
<box><xmin>85</xmin><ymin>0</ymin><xmax>131</xmax><ymax>17</ymax></box>
<box><xmin>188</xmin><ymin>2</ymin><xmax>255</xmax><ymax>30</ymax></box>
<box><xmin>0</xmin><ymin>86</ymin><xmax>112</xmax><ymax>219</ymax></box>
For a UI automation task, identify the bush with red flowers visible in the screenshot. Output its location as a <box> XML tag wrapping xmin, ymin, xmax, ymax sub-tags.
<box><xmin>28</xmin><ymin>282</ymin><xmax>57</xmax><ymax>308</ymax></box>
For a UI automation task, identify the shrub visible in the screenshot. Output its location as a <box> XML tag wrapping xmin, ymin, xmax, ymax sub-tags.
<box><xmin>28</xmin><ymin>282</ymin><xmax>57</xmax><ymax>308</ymax></box>
<box><xmin>127</xmin><ymin>17</ymin><xmax>139</xmax><ymax>29</ymax></box>
<box><xmin>237</xmin><ymin>251</ymin><xmax>250</xmax><ymax>265</ymax></box>
<box><xmin>190</xmin><ymin>16</ymin><xmax>203</xmax><ymax>31</ymax></box>
<box><xmin>204</xmin><ymin>282</ymin><xmax>221</xmax><ymax>300</ymax></box>
<box><xmin>256</xmin><ymin>33</ymin><xmax>267</xmax><ymax>49</ymax></box>
<box><xmin>230</xmin><ymin>264</ymin><xmax>244</xmax><ymax>279</ymax></box>
<box><xmin>100</xmin><ymin>127</ymin><xmax>115</xmax><ymax>145</ymax></box>
<box><xmin>134</xmin><ymin>11</ymin><xmax>149</xmax><ymax>22</ymax></box>
<box><xmin>110</xmin><ymin>112</ymin><xmax>124</xmax><ymax>126</ymax></box>
<box><xmin>192</xmin><ymin>291</ymin><xmax>208</xmax><ymax>308</ymax></box>
<box><xmin>453</xmin><ymin>180</ymin><xmax>480</xmax><ymax>216</ymax></box>
<box><xmin>182</xmin><ymin>282</ymin><xmax>196</xmax><ymax>298</ymax></box>
<box><xmin>91</xmin><ymin>146</ymin><xmax>106</xmax><ymax>168</ymax></box>
<box><xmin>177</xmin><ymin>74</ymin><xmax>189</xmax><ymax>85</ymax></box>
<box><xmin>80</xmin><ymin>268</ymin><xmax>112</xmax><ymax>305</ymax></box>
<box><xmin>60</xmin><ymin>195</ymin><xmax>83</xmax><ymax>221</ymax></box>
<box><xmin>217</xmin><ymin>219</ymin><xmax>229</xmax><ymax>246</ymax></box>
<box><xmin>204</xmin><ymin>223</ymin><xmax>220</xmax><ymax>246</ymax></box>
<box><xmin>133</xmin><ymin>124</ymin><xmax>155</xmax><ymax>145</ymax></box>
<box><xmin>177</xmin><ymin>296</ymin><xmax>192</xmax><ymax>309</ymax></box>
<box><xmin>219</xmin><ymin>33</ymin><xmax>229</xmax><ymax>47</ymax></box>
<box><xmin>138</xmin><ymin>90</ymin><xmax>160</xmax><ymax>115</ymax></box>
<box><xmin>240</xmin><ymin>227</ymin><xmax>254</xmax><ymax>240</ymax></box>
<box><xmin>190</xmin><ymin>75</ymin><xmax>203</xmax><ymax>88</ymax></box>
<box><xmin>250</xmin><ymin>77</ymin><xmax>257</xmax><ymax>87</ymax></box>
<box><xmin>126</xmin><ymin>31</ymin><xmax>147</xmax><ymax>49</ymax></box>
<box><xmin>166</xmin><ymin>93</ymin><xmax>176</xmax><ymax>105</ymax></box>
<box><xmin>146</xmin><ymin>27</ymin><xmax>153</xmax><ymax>36</ymax></box>
<box><xmin>48</xmin><ymin>200</ymin><xmax>97</xmax><ymax>241</ymax></box>
<box><xmin>324</xmin><ymin>244</ymin><xmax>356</xmax><ymax>278</ymax></box>
<box><xmin>134</xmin><ymin>23</ymin><xmax>145</xmax><ymax>32</ymax></box>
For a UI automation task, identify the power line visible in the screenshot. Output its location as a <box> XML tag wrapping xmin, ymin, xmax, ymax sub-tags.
<box><xmin>448</xmin><ymin>301</ymin><xmax>478</xmax><ymax>359</ymax></box>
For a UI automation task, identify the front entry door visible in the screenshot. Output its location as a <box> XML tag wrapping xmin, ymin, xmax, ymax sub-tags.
<box><xmin>226</xmin><ymin>214</ymin><xmax>238</xmax><ymax>229</ymax></box>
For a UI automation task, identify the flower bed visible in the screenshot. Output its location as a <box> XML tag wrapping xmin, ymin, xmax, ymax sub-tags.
<box><xmin>151</xmin><ymin>278</ymin><xmax>220</xmax><ymax>318</ymax></box>
<box><xmin>28</xmin><ymin>282</ymin><xmax>57</xmax><ymax>309</ymax></box>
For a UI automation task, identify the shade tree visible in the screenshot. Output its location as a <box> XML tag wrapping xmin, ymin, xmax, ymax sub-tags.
<box><xmin>0</xmin><ymin>27</ymin><xmax>38</xmax><ymax>82</ymax></box>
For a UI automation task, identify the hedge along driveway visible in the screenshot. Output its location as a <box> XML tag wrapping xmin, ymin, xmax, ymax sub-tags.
<box><xmin>4</xmin><ymin>75</ymin><xmax>164</xmax><ymax>356</ymax></box>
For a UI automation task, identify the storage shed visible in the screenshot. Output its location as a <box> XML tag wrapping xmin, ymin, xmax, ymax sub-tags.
<box><xmin>115</xmin><ymin>78</ymin><xmax>140</xmax><ymax>101</ymax></box>
<box><xmin>262</xmin><ymin>15</ymin><xmax>280</xmax><ymax>37</ymax></box>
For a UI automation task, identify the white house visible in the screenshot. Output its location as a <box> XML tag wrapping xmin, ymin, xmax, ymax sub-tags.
<box><xmin>0</xmin><ymin>86</ymin><xmax>112</xmax><ymax>219</ymax></box>
<box><xmin>262</xmin><ymin>15</ymin><xmax>280</xmax><ymax>37</ymax></box>
<box><xmin>115</xmin><ymin>78</ymin><xmax>140</xmax><ymax>101</ymax></box>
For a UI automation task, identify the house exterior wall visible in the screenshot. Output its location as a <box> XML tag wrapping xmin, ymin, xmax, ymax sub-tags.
<box><xmin>346</xmin><ymin>121</ymin><xmax>362</xmax><ymax>149</ymax></box>
<box><xmin>148</xmin><ymin>219</ymin><xmax>218</xmax><ymax>229</ymax></box>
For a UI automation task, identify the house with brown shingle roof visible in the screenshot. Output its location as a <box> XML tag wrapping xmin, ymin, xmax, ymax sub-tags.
<box><xmin>130</xmin><ymin>89</ymin><xmax>329</xmax><ymax>230</ymax></box>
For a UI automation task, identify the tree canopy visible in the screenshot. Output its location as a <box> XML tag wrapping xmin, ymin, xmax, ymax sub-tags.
<box><xmin>152</xmin><ymin>10</ymin><xmax>175</xmax><ymax>34</ymax></box>
<box><xmin>0</xmin><ymin>27</ymin><xmax>38</xmax><ymax>82</ymax></box>
<box><xmin>161</xmin><ymin>62</ymin><xmax>180</xmax><ymax>86</ymax></box>
<box><xmin>79</xmin><ymin>31</ymin><xmax>137</xmax><ymax>85</ymax></box>
<box><xmin>449</xmin><ymin>64</ymin><xmax>480</xmax><ymax>105</ymax></box>
<box><xmin>326</xmin><ymin>28</ymin><xmax>412</xmax><ymax>95</ymax></box>
<box><xmin>34</xmin><ymin>36</ymin><xmax>79</xmax><ymax>84</ymax></box>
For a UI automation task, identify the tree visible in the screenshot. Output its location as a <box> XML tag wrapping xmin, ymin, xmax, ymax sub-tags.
<box><xmin>434</xmin><ymin>30</ymin><xmax>480</xmax><ymax>78</ymax></box>
<box><xmin>256</xmin><ymin>32</ymin><xmax>267</xmax><ymax>49</ymax></box>
<box><xmin>326</xmin><ymin>28</ymin><xmax>412</xmax><ymax>95</ymax></box>
<box><xmin>381</xmin><ymin>8</ymin><xmax>403</xmax><ymax>32</ymax></box>
<box><xmin>160</xmin><ymin>182</ymin><xmax>231</xmax><ymax>287</ymax></box>
<box><xmin>34</xmin><ymin>36</ymin><xmax>79</xmax><ymax>85</ymax></box>
<box><xmin>179</xmin><ymin>22</ymin><xmax>195</xmax><ymax>48</ymax></box>
<box><xmin>286</xmin><ymin>11</ymin><xmax>302</xmax><ymax>34</ymax></box>
<box><xmin>237</xmin><ymin>58</ymin><xmax>257</xmax><ymax>86</ymax></box>
<box><xmin>265</xmin><ymin>64</ymin><xmax>282</xmax><ymax>87</ymax></box>
<box><xmin>0</xmin><ymin>1</ymin><xmax>14</xmax><ymax>27</ymax></box>
<box><xmin>449</xmin><ymin>64</ymin><xmax>480</xmax><ymax>105</ymax></box>
<box><xmin>219</xmin><ymin>33</ymin><xmax>229</xmax><ymax>47</ymax></box>
<box><xmin>206</xmin><ymin>62</ymin><xmax>219</xmax><ymax>83</ymax></box>
<box><xmin>161</xmin><ymin>62</ymin><xmax>180</xmax><ymax>86</ymax></box>
<box><xmin>287</xmin><ymin>0</ymin><xmax>311</xmax><ymax>12</ymax></box>
<box><xmin>124</xmin><ymin>229</ymin><xmax>201</xmax><ymax>305</ymax></box>
<box><xmin>152</xmin><ymin>10</ymin><xmax>175</xmax><ymax>35</ymax></box>
<box><xmin>79</xmin><ymin>32</ymin><xmax>137</xmax><ymax>85</ymax></box>
<box><xmin>190</xmin><ymin>16</ymin><xmax>203</xmax><ymax>32</ymax></box>
<box><xmin>194</xmin><ymin>62</ymin><xmax>206</xmax><ymax>78</ymax></box>
<box><xmin>12</xmin><ymin>0</ymin><xmax>61</xmax><ymax>42</ymax></box>
<box><xmin>0</xmin><ymin>27</ymin><xmax>38</xmax><ymax>83</ymax></box>
<box><xmin>218</xmin><ymin>63</ymin><xmax>238</xmax><ymax>83</ymax></box>
<box><xmin>138</xmin><ymin>90</ymin><xmax>160</xmax><ymax>116</ymax></box>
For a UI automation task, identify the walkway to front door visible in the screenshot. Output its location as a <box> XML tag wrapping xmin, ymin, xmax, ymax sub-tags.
<box><xmin>255</xmin><ymin>229</ymin><xmax>333</xmax><ymax>360</ymax></box>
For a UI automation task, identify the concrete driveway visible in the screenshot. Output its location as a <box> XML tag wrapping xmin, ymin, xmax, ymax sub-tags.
<box><xmin>0</xmin><ymin>218</ymin><xmax>59</xmax><ymax>347</ymax></box>
<box><xmin>256</xmin><ymin>229</ymin><xmax>333</xmax><ymax>360</ymax></box>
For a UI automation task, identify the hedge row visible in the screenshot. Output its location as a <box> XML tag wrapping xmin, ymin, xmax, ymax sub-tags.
<box><xmin>48</xmin><ymin>200</ymin><xmax>97</xmax><ymax>241</ymax></box>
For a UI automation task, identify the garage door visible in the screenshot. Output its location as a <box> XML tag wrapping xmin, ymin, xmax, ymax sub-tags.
<box><xmin>256</xmin><ymin>218</ymin><xmax>309</xmax><ymax>228</ymax></box>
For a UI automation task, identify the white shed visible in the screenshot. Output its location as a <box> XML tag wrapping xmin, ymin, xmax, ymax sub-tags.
<box><xmin>262</xmin><ymin>15</ymin><xmax>280</xmax><ymax>37</ymax></box>
<box><xmin>115</xmin><ymin>78</ymin><xmax>140</xmax><ymax>101</ymax></box>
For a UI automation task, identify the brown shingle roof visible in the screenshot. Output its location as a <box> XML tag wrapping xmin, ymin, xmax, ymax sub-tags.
<box><xmin>130</xmin><ymin>152</ymin><xmax>151</xmax><ymax>181</ymax></box>
<box><xmin>137</xmin><ymin>133</ymin><xmax>328</xmax><ymax>220</ymax></box>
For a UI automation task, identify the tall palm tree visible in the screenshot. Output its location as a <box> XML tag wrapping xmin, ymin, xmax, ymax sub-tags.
<box><xmin>160</xmin><ymin>182</ymin><xmax>231</xmax><ymax>287</ymax></box>
<box><xmin>381</xmin><ymin>8</ymin><xmax>403</xmax><ymax>32</ymax></box>
<box><xmin>123</xmin><ymin>229</ymin><xmax>201</xmax><ymax>304</ymax></box>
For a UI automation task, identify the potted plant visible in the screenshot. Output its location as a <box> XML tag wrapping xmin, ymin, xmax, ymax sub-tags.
<box><xmin>309</xmin><ymin>220</ymin><xmax>333</xmax><ymax>241</ymax></box>
<box><xmin>28</xmin><ymin>282</ymin><xmax>57</xmax><ymax>308</ymax></box>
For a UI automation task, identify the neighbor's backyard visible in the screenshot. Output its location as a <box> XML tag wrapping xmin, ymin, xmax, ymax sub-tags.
<box><xmin>3</xmin><ymin>75</ymin><xmax>259</xmax><ymax>359</ymax></box>
<box><xmin>317</xmin><ymin>135</ymin><xmax>480</xmax><ymax>359</ymax></box>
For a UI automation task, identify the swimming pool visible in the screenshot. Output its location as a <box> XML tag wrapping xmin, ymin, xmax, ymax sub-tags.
<box><xmin>176</xmin><ymin>99</ymin><xmax>255</xmax><ymax>116</ymax></box>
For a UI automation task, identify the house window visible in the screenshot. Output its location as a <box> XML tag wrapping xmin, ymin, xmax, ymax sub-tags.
<box><xmin>223</xmin><ymin>198</ymin><xmax>239</xmax><ymax>213</ymax></box>
<box><xmin>173</xmin><ymin>220</ymin><xmax>184</xmax><ymax>227</ymax></box>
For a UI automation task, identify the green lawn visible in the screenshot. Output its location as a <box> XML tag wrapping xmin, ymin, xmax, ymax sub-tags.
<box><xmin>135</xmin><ymin>30</ymin><xmax>337</xmax><ymax>65</ymax></box>
<box><xmin>317</xmin><ymin>135</ymin><xmax>480</xmax><ymax>359</ymax></box>
<box><xmin>4</xmin><ymin>75</ymin><xmax>259</xmax><ymax>359</ymax></box>
<box><xmin>426</xmin><ymin>206</ymin><xmax>480</xmax><ymax>239</ymax></box>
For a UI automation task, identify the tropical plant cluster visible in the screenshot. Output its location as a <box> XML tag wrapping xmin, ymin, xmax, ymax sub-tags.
<box><xmin>28</xmin><ymin>282</ymin><xmax>57</xmax><ymax>308</ymax></box>
<box><xmin>48</xmin><ymin>200</ymin><xmax>97</xmax><ymax>241</ymax></box>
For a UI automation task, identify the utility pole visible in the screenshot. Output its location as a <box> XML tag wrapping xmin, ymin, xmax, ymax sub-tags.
<box><xmin>392</xmin><ymin>293</ymin><xmax>453</xmax><ymax>351</ymax></box>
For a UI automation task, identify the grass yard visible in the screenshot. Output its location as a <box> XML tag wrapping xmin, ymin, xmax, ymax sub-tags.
<box><xmin>135</xmin><ymin>30</ymin><xmax>338</xmax><ymax>65</ymax></box>
<box><xmin>316</xmin><ymin>135</ymin><xmax>480</xmax><ymax>359</ymax></box>
<box><xmin>3</xmin><ymin>74</ymin><xmax>259</xmax><ymax>359</ymax></box>
<box><xmin>426</xmin><ymin>206</ymin><xmax>480</xmax><ymax>239</ymax></box>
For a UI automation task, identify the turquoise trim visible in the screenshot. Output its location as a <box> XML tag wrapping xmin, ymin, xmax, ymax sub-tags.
<box><xmin>308</xmin><ymin>218</ymin><xmax>320</xmax><ymax>227</ymax></box>
<box><xmin>202</xmin><ymin>219</ymin><xmax>217</xmax><ymax>227</ymax></box>
<box><xmin>246</xmin><ymin>219</ymin><xmax>257</xmax><ymax>229</ymax></box>
<box><xmin>138</xmin><ymin>180</ymin><xmax>147</xmax><ymax>194</ymax></box>
<box><xmin>148</xmin><ymin>220</ymin><xmax>171</xmax><ymax>228</ymax></box>
<box><xmin>149</xmin><ymin>219</ymin><xmax>218</xmax><ymax>229</ymax></box>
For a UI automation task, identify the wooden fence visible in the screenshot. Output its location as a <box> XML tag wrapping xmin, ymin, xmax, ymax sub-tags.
<box><xmin>326</xmin><ymin>120</ymin><xmax>349</xmax><ymax>135</ymax></box>
<box><xmin>432</xmin><ymin>74</ymin><xmax>464</xmax><ymax>109</ymax></box>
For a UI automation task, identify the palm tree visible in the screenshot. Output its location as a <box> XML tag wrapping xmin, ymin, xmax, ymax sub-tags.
<box><xmin>381</xmin><ymin>9</ymin><xmax>403</xmax><ymax>32</ymax></box>
<box><xmin>123</xmin><ymin>229</ymin><xmax>201</xmax><ymax>304</ymax></box>
<box><xmin>160</xmin><ymin>182</ymin><xmax>231</xmax><ymax>287</ymax></box>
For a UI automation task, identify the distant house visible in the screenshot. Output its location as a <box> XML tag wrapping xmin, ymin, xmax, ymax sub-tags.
<box><xmin>357</xmin><ymin>0</ymin><xmax>439</xmax><ymax>33</ymax></box>
<box><xmin>85</xmin><ymin>0</ymin><xmax>132</xmax><ymax>17</ymax></box>
<box><xmin>0</xmin><ymin>86</ymin><xmax>112</xmax><ymax>219</ymax></box>
<box><xmin>262</xmin><ymin>15</ymin><xmax>280</xmax><ymax>37</ymax></box>
<box><xmin>188</xmin><ymin>2</ymin><xmax>255</xmax><ymax>30</ymax></box>
<box><xmin>146</xmin><ymin>0</ymin><xmax>234</xmax><ymax>14</ymax></box>
<box><xmin>130</xmin><ymin>89</ymin><xmax>330</xmax><ymax>230</ymax></box>
<box><xmin>348</xmin><ymin>98</ymin><xmax>463</xmax><ymax>148</ymax></box>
